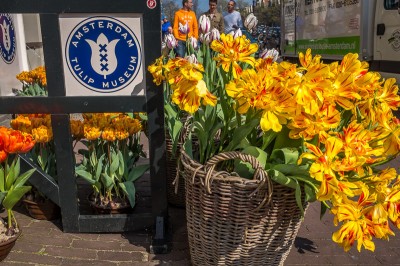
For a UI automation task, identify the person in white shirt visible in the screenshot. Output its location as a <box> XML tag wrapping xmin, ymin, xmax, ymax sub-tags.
<box><xmin>223</xmin><ymin>0</ymin><xmax>243</xmax><ymax>34</ymax></box>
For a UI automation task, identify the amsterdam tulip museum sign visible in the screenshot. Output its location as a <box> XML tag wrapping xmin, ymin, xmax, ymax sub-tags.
<box><xmin>60</xmin><ymin>15</ymin><xmax>144</xmax><ymax>96</ymax></box>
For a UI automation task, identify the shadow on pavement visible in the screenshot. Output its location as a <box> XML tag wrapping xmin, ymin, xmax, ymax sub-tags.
<box><xmin>293</xmin><ymin>236</ymin><xmax>318</xmax><ymax>254</ymax></box>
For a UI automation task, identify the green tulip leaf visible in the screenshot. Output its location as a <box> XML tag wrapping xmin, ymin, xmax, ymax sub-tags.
<box><xmin>40</xmin><ymin>148</ymin><xmax>48</xmax><ymax>167</ymax></box>
<box><xmin>234</xmin><ymin>146</ymin><xmax>269</xmax><ymax>179</ymax></box>
<box><xmin>5</xmin><ymin>158</ymin><xmax>17</xmax><ymax>190</ymax></box>
<box><xmin>2</xmin><ymin>185</ymin><xmax>32</xmax><ymax>211</ymax></box>
<box><xmin>14</xmin><ymin>168</ymin><xmax>36</xmax><ymax>189</ymax></box>
<box><xmin>272</xmin><ymin>126</ymin><xmax>302</xmax><ymax>149</ymax></box>
<box><xmin>119</xmin><ymin>181</ymin><xmax>136</xmax><ymax>208</ymax></box>
<box><xmin>320</xmin><ymin>201</ymin><xmax>329</xmax><ymax>219</ymax></box>
<box><xmin>262</xmin><ymin>130</ymin><xmax>277</xmax><ymax>150</ymax></box>
<box><xmin>81</xmin><ymin>154</ymin><xmax>88</xmax><ymax>167</ymax></box>
<box><xmin>0</xmin><ymin>191</ymin><xmax>6</xmax><ymax>205</ymax></box>
<box><xmin>118</xmin><ymin>150</ymin><xmax>125</xmax><ymax>176</ymax></box>
<box><xmin>164</xmin><ymin>102</ymin><xmax>178</xmax><ymax>119</ymax></box>
<box><xmin>204</xmin><ymin>105</ymin><xmax>217</xmax><ymax>128</ymax></box>
<box><xmin>127</xmin><ymin>164</ymin><xmax>150</xmax><ymax>182</ymax></box>
<box><xmin>270</xmin><ymin>148</ymin><xmax>300</xmax><ymax>164</ymax></box>
<box><xmin>170</xmin><ymin>119</ymin><xmax>184</xmax><ymax>155</ymax></box>
<box><xmin>304</xmin><ymin>182</ymin><xmax>317</xmax><ymax>202</ymax></box>
<box><xmin>294</xmin><ymin>179</ymin><xmax>305</xmax><ymax>217</ymax></box>
<box><xmin>95</xmin><ymin>154</ymin><xmax>105</xmax><ymax>180</ymax></box>
<box><xmin>75</xmin><ymin>164</ymin><xmax>85</xmax><ymax>171</ymax></box>
<box><xmin>242</xmin><ymin>146</ymin><xmax>268</xmax><ymax>169</ymax></box>
<box><xmin>237</xmin><ymin>138</ymin><xmax>251</xmax><ymax>150</ymax></box>
<box><xmin>183</xmin><ymin>132</ymin><xmax>194</xmax><ymax>159</ymax></box>
<box><xmin>138</xmin><ymin>113</ymin><xmax>147</xmax><ymax>121</ymax></box>
<box><xmin>100</xmin><ymin>173</ymin><xmax>115</xmax><ymax>190</ymax></box>
<box><xmin>13</xmin><ymin>157</ymin><xmax>21</xmax><ymax>181</ymax></box>
<box><xmin>110</xmin><ymin>152</ymin><xmax>119</xmax><ymax>175</ymax></box>
<box><xmin>0</xmin><ymin>166</ymin><xmax>4</xmax><ymax>192</ymax></box>
<box><xmin>75</xmin><ymin>169</ymin><xmax>96</xmax><ymax>185</ymax></box>
<box><xmin>193</xmin><ymin>121</ymin><xmax>207</xmax><ymax>143</ymax></box>
<box><xmin>101</xmin><ymin>172</ymin><xmax>114</xmax><ymax>190</ymax></box>
<box><xmin>234</xmin><ymin>161</ymin><xmax>254</xmax><ymax>179</ymax></box>
<box><xmin>93</xmin><ymin>181</ymin><xmax>102</xmax><ymax>193</ymax></box>
<box><xmin>226</xmin><ymin>118</ymin><xmax>260</xmax><ymax>151</ymax></box>
<box><xmin>267</xmin><ymin>169</ymin><xmax>297</xmax><ymax>189</ymax></box>
<box><xmin>272</xmin><ymin>164</ymin><xmax>310</xmax><ymax>177</ymax></box>
<box><xmin>90</xmin><ymin>149</ymin><xmax>97</xmax><ymax>167</ymax></box>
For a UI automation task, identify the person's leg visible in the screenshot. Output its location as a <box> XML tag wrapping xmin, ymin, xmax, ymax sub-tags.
<box><xmin>174</xmin><ymin>40</ymin><xmax>186</xmax><ymax>58</ymax></box>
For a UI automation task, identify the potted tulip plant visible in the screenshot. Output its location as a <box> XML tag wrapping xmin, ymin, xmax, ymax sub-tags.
<box><xmin>12</xmin><ymin>67</ymin><xmax>60</xmax><ymax>220</ymax></box>
<box><xmin>14</xmin><ymin>66</ymin><xmax>47</xmax><ymax>96</ymax></box>
<box><xmin>10</xmin><ymin>113</ymin><xmax>60</xmax><ymax>221</ymax></box>
<box><xmin>74</xmin><ymin>113</ymin><xmax>149</xmax><ymax>214</ymax></box>
<box><xmin>0</xmin><ymin>126</ymin><xmax>36</xmax><ymax>261</ymax></box>
<box><xmin>149</xmin><ymin>11</ymin><xmax>400</xmax><ymax>264</ymax></box>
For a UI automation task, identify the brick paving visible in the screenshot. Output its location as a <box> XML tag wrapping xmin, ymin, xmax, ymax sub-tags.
<box><xmin>1</xmin><ymin>203</ymin><xmax>191</xmax><ymax>265</ymax></box>
<box><xmin>2</xmin><ymin>196</ymin><xmax>400</xmax><ymax>265</ymax></box>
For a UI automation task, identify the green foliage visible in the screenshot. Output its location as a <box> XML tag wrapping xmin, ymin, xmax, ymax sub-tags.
<box><xmin>14</xmin><ymin>83</ymin><xmax>47</xmax><ymax>96</ymax></box>
<box><xmin>237</xmin><ymin>145</ymin><xmax>318</xmax><ymax>217</ymax></box>
<box><xmin>29</xmin><ymin>142</ymin><xmax>57</xmax><ymax>182</ymax></box>
<box><xmin>0</xmin><ymin>156</ymin><xmax>35</xmax><ymax>229</ymax></box>
<box><xmin>75</xmin><ymin>136</ymin><xmax>149</xmax><ymax>208</ymax></box>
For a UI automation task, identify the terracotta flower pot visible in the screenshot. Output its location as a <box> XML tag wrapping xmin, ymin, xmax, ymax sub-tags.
<box><xmin>23</xmin><ymin>199</ymin><xmax>61</xmax><ymax>221</ymax></box>
<box><xmin>0</xmin><ymin>229</ymin><xmax>21</xmax><ymax>261</ymax></box>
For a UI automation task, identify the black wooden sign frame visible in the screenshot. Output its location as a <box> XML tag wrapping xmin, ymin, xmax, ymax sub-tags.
<box><xmin>0</xmin><ymin>0</ymin><xmax>168</xmax><ymax>253</ymax></box>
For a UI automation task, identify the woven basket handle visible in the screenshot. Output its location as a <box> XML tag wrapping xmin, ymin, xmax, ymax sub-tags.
<box><xmin>204</xmin><ymin>151</ymin><xmax>273</xmax><ymax>209</ymax></box>
<box><xmin>173</xmin><ymin>115</ymin><xmax>192</xmax><ymax>193</ymax></box>
<box><xmin>179</xmin><ymin>115</ymin><xmax>192</xmax><ymax>144</ymax></box>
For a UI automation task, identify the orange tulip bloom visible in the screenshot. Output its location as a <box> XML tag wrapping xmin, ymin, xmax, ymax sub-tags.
<box><xmin>4</xmin><ymin>129</ymin><xmax>24</xmax><ymax>154</ymax></box>
<box><xmin>0</xmin><ymin>126</ymin><xmax>35</xmax><ymax>158</ymax></box>
<box><xmin>0</xmin><ymin>150</ymin><xmax>7</xmax><ymax>163</ymax></box>
<box><xmin>19</xmin><ymin>132</ymin><xmax>36</xmax><ymax>153</ymax></box>
<box><xmin>0</xmin><ymin>135</ymin><xmax>7</xmax><ymax>163</ymax></box>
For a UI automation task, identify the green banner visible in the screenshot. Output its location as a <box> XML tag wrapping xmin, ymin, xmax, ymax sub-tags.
<box><xmin>284</xmin><ymin>44</ymin><xmax>296</xmax><ymax>54</ymax></box>
<box><xmin>296</xmin><ymin>36</ymin><xmax>360</xmax><ymax>55</ymax></box>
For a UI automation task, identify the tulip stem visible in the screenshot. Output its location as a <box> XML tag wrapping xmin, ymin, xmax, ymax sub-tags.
<box><xmin>7</xmin><ymin>209</ymin><xmax>17</xmax><ymax>230</ymax></box>
<box><xmin>107</xmin><ymin>142</ymin><xmax>111</xmax><ymax>169</ymax></box>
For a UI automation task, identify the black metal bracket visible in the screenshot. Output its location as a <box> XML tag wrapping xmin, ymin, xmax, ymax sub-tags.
<box><xmin>19</xmin><ymin>154</ymin><xmax>60</xmax><ymax>205</ymax></box>
<box><xmin>150</xmin><ymin>216</ymin><xmax>170</xmax><ymax>254</ymax></box>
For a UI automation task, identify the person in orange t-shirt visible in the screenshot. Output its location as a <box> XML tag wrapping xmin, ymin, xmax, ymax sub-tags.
<box><xmin>173</xmin><ymin>0</ymin><xmax>198</xmax><ymax>57</ymax></box>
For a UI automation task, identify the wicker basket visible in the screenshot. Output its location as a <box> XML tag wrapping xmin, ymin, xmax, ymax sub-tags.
<box><xmin>165</xmin><ymin>129</ymin><xmax>186</xmax><ymax>207</ymax></box>
<box><xmin>181</xmin><ymin>150</ymin><xmax>306</xmax><ymax>266</ymax></box>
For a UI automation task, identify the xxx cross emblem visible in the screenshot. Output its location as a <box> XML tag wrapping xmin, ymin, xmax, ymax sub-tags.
<box><xmin>65</xmin><ymin>16</ymin><xmax>142</xmax><ymax>93</ymax></box>
<box><xmin>0</xmin><ymin>14</ymin><xmax>16</xmax><ymax>64</ymax></box>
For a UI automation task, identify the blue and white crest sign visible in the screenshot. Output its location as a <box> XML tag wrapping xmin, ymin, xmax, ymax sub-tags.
<box><xmin>0</xmin><ymin>14</ymin><xmax>16</xmax><ymax>64</ymax></box>
<box><xmin>60</xmin><ymin>15</ymin><xmax>144</xmax><ymax>96</ymax></box>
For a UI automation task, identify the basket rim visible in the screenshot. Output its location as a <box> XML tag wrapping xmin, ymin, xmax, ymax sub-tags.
<box><xmin>180</xmin><ymin>149</ymin><xmax>267</xmax><ymax>186</ymax></box>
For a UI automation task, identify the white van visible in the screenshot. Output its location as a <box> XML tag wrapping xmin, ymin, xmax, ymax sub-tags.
<box><xmin>281</xmin><ymin>0</ymin><xmax>400</xmax><ymax>80</ymax></box>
